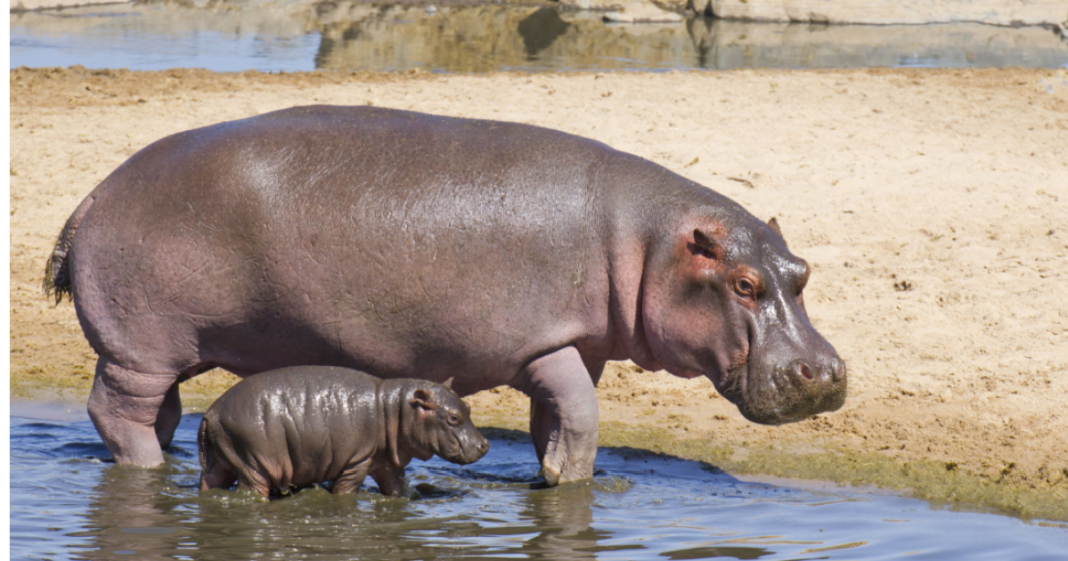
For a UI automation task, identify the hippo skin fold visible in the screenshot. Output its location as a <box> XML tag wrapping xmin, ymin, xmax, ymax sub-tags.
<box><xmin>198</xmin><ymin>366</ymin><xmax>488</xmax><ymax>497</ymax></box>
<box><xmin>45</xmin><ymin>106</ymin><xmax>846</xmax><ymax>485</ymax></box>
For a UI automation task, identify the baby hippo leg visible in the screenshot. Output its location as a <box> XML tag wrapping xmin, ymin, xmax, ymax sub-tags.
<box><xmin>199</xmin><ymin>464</ymin><xmax>237</xmax><ymax>492</ymax></box>
<box><xmin>330</xmin><ymin>459</ymin><xmax>372</xmax><ymax>495</ymax></box>
<box><xmin>236</xmin><ymin>468</ymin><xmax>273</xmax><ymax>498</ymax></box>
<box><xmin>369</xmin><ymin>463</ymin><xmax>407</xmax><ymax>496</ymax></box>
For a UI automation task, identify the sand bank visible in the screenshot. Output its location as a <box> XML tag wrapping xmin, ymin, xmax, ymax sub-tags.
<box><xmin>9</xmin><ymin>66</ymin><xmax>1068</xmax><ymax>518</ymax></box>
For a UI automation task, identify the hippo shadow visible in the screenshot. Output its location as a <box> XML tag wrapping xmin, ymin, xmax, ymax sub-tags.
<box><xmin>436</xmin><ymin>426</ymin><xmax>737</xmax><ymax>487</ymax></box>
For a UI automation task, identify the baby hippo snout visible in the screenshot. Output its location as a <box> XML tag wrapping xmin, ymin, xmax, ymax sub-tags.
<box><xmin>453</xmin><ymin>425</ymin><xmax>490</xmax><ymax>465</ymax></box>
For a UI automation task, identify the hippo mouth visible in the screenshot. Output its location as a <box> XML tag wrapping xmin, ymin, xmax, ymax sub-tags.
<box><xmin>718</xmin><ymin>360</ymin><xmax>846</xmax><ymax>426</ymax></box>
<box><xmin>441</xmin><ymin>432</ymin><xmax>489</xmax><ymax>465</ymax></box>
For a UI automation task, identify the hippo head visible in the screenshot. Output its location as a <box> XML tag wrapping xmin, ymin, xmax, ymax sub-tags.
<box><xmin>402</xmin><ymin>379</ymin><xmax>489</xmax><ymax>464</ymax></box>
<box><xmin>641</xmin><ymin>210</ymin><xmax>846</xmax><ymax>425</ymax></box>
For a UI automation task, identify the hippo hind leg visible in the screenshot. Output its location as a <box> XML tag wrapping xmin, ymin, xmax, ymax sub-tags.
<box><xmin>330</xmin><ymin>459</ymin><xmax>372</xmax><ymax>495</ymax></box>
<box><xmin>155</xmin><ymin>381</ymin><xmax>182</xmax><ymax>450</ymax></box>
<box><xmin>87</xmin><ymin>357</ymin><xmax>179</xmax><ymax>467</ymax></box>
<box><xmin>235</xmin><ymin>469</ymin><xmax>273</xmax><ymax>498</ymax></box>
<box><xmin>199</xmin><ymin>464</ymin><xmax>238</xmax><ymax>492</ymax></box>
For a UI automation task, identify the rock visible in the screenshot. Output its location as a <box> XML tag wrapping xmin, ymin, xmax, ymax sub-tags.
<box><xmin>558</xmin><ymin>0</ymin><xmax>626</xmax><ymax>11</ymax></box>
<box><xmin>11</xmin><ymin>0</ymin><xmax>127</xmax><ymax>12</ymax></box>
<box><xmin>689</xmin><ymin>0</ymin><xmax>1068</xmax><ymax>26</ymax></box>
<box><xmin>604</xmin><ymin>0</ymin><xmax>684</xmax><ymax>22</ymax></box>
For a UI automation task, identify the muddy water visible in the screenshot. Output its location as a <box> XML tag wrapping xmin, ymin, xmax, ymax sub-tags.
<box><xmin>10</xmin><ymin>403</ymin><xmax>1068</xmax><ymax>560</ymax></box>
<box><xmin>10</xmin><ymin>2</ymin><xmax>1068</xmax><ymax>72</ymax></box>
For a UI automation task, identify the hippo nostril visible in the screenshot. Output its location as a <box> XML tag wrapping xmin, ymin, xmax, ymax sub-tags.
<box><xmin>831</xmin><ymin>358</ymin><xmax>846</xmax><ymax>382</ymax></box>
<box><xmin>799</xmin><ymin>363</ymin><xmax>814</xmax><ymax>380</ymax></box>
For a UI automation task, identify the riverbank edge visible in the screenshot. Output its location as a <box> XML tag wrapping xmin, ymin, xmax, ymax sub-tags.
<box><xmin>12</xmin><ymin>376</ymin><xmax>1068</xmax><ymax>524</ymax></box>
<box><xmin>12</xmin><ymin>0</ymin><xmax>1068</xmax><ymax>31</ymax></box>
<box><xmin>483</xmin><ymin>415</ymin><xmax>1068</xmax><ymax>524</ymax></box>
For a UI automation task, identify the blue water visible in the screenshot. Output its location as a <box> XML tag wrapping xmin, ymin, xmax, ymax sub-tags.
<box><xmin>10</xmin><ymin>3</ymin><xmax>1068</xmax><ymax>73</ymax></box>
<box><xmin>11</xmin><ymin>23</ymin><xmax>322</xmax><ymax>73</ymax></box>
<box><xmin>10</xmin><ymin>404</ymin><xmax>1068</xmax><ymax>560</ymax></box>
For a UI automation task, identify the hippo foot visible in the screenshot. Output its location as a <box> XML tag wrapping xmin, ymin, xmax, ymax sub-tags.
<box><xmin>533</xmin><ymin>405</ymin><xmax>598</xmax><ymax>486</ymax></box>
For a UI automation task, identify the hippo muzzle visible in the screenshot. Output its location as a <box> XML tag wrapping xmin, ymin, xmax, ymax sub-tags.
<box><xmin>724</xmin><ymin>353</ymin><xmax>847</xmax><ymax>425</ymax></box>
<box><xmin>448</xmin><ymin>426</ymin><xmax>490</xmax><ymax>465</ymax></box>
<box><xmin>720</xmin><ymin>286</ymin><xmax>848</xmax><ymax>425</ymax></box>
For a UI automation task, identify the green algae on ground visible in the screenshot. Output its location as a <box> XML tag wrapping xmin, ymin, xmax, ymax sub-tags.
<box><xmin>471</xmin><ymin>415</ymin><xmax>1068</xmax><ymax>523</ymax></box>
<box><xmin>589</xmin><ymin>421</ymin><xmax>1068</xmax><ymax>523</ymax></box>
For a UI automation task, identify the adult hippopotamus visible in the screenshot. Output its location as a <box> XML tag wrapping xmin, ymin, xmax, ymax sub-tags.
<box><xmin>45</xmin><ymin>106</ymin><xmax>846</xmax><ymax>484</ymax></box>
<box><xmin>198</xmin><ymin>366</ymin><xmax>488</xmax><ymax>497</ymax></box>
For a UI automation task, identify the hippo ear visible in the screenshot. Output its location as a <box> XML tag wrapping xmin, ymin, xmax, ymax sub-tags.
<box><xmin>443</xmin><ymin>377</ymin><xmax>454</xmax><ymax>390</ymax></box>
<box><xmin>693</xmin><ymin>228</ymin><xmax>717</xmax><ymax>258</ymax></box>
<box><xmin>411</xmin><ymin>388</ymin><xmax>437</xmax><ymax>411</ymax></box>
<box><xmin>767</xmin><ymin>217</ymin><xmax>787</xmax><ymax>247</ymax></box>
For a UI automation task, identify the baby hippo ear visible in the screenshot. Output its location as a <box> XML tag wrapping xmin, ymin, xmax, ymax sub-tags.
<box><xmin>442</xmin><ymin>377</ymin><xmax>454</xmax><ymax>390</ymax></box>
<box><xmin>410</xmin><ymin>388</ymin><xmax>437</xmax><ymax>411</ymax></box>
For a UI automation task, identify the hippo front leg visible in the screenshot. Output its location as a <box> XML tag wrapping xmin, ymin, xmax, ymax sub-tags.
<box><xmin>511</xmin><ymin>346</ymin><xmax>599</xmax><ymax>486</ymax></box>
<box><xmin>369</xmin><ymin>462</ymin><xmax>407</xmax><ymax>496</ymax></box>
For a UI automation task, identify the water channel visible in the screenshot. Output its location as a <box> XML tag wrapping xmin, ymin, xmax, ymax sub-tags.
<box><xmin>10</xmin><ymin>1</ymin><xmax>1068</xmax><ymax>72</ymax></box>
<box><xmin>10</xmin><ymin>403</ymin><xmax>1068</xmax><ymax>560</ymax></box>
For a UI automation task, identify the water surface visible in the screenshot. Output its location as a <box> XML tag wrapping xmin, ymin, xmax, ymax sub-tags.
<box><xmin>10</xmin><ymin>404</ymin><xmax>1068</xmax><ymax>560</ymax></box>
<box><xmin>10</xmin><ymin>1</ymin><xmax>1068</xmax><ymax>72</ymax></box>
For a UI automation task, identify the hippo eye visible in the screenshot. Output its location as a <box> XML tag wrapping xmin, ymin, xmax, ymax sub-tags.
<box><xmin>447</xmin><ymin>414</ymin><xmax>461</xmax><ymax>426</ymax></box>
<box><xmin>736</xmin><ymin>278</ymin><xmax>756</xmax><ymax>298</ymax></box>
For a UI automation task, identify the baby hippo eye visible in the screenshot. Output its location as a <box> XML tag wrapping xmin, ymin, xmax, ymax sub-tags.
<box><xmin>447</xmin><ymin>413</ymin><xmax>461</xmax><ymax>426</ymax></box>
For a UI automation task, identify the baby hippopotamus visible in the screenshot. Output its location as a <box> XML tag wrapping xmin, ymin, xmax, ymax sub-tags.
<box><xmin>197</xmin><ymin>366</ymin><xmax>489</xmax><ymax>497</ymax></box>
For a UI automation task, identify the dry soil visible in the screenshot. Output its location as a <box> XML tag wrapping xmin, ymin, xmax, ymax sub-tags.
<box><xmin>9</xmin><ymin>65</ymin><xmax>1068</xmax><ymax>519</ymax></box>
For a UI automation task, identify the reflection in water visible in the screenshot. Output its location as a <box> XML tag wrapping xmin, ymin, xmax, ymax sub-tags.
<box><xmin>9</xmin><ymin>1</ymin><xmax>1068</xmax><ymax>72</ymax></box>
<box><xmin>73</xmin><ymin>464</ymin><xmax>191</xmax><ymax>561</ymax></box>
<box><xmin>516</xmin><ymin>483</ymin><xmax>602</xmax><ymax>559</ymax></box>
<box><xmin>661</xmin><ymin>545</ymin><xmax>772</xmax><ymax>560</ymax></box>
<box><xmin>517</xmin><ymin>7</ymin><xmax>572</xmax><ymax>60</ymax></box>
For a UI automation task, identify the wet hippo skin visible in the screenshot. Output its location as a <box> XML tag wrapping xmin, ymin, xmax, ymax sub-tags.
<box><xmin>198</xmin><ymin>366</ymin><xmax>488</xmax><ymax>497</ymax></box>
<box><xmin>46</xmin><ymin>106</ymin><xmax>846</xmax><ymax>484</ymax></box>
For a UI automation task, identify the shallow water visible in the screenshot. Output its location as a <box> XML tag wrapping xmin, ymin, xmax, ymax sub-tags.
<box><xmin>10</xmin><ymin>2</ymin><xmax>1068</xmax><ymax>72</ymax></box>
<box><xmin>10</xmin><ymin>403</ymin><xmax>1068</xmax><ymax>560</ymax></box>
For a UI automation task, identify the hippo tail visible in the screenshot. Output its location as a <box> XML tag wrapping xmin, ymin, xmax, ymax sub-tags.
<box><xmin>43</xmin><ymin>192</ymin><xmax>97</xmax><ymax>305</ymax></box>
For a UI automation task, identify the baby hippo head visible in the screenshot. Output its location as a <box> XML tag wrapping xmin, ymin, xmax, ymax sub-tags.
<box><xmin>402</xmin><ymin>378</ymin><xmax>489</xmax><ymax>465</ymax></box>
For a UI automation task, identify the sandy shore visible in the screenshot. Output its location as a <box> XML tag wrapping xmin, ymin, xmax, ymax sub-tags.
<box><xmin>9</xmin><ymin>66</ymin><xmax>1068</xmax><ymax>519</ymax></box>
